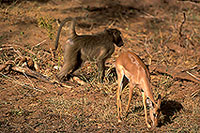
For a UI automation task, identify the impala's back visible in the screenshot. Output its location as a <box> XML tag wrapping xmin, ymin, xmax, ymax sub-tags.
<box><xmin>115</xmin><ymin>51</ymin><xmax>149</xmax><ymax>83</ymax></box>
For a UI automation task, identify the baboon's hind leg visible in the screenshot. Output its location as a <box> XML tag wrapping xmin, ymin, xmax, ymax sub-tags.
<box><xmin>56</xmin><ymin>63</ymin><xmax>74</xmax><ymax>81</ymax></box>
<box><xmin>69</xmin><ymin>60</ymin><xmax>83</xmax><ymax>78</ymax></box>
<box><xmin>57</xmin><ymin>59</ymin><xmax>83</xmax><ymax>82</ymax></box>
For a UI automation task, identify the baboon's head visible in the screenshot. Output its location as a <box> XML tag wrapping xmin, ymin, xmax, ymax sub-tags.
<box><xmin>107</xmin><ymin>29</ymin><xmax>124</xmax><ymax>47</ymax></box>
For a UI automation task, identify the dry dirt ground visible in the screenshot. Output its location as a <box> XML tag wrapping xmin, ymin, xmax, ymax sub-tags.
<box><xmin>0</xmin><ymin>0</ymin><xmax>200</xmax><ymax>132</ymax></box>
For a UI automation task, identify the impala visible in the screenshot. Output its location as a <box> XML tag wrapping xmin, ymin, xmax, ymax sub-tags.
<box><xmin>115</xmin><ymin>51</ymin><xmax>161</xmax><ymax>129</ymax></box>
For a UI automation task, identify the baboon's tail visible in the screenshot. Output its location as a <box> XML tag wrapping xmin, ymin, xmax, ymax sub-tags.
<box><xmin>55</xmin><ymin>17</ymin><xmax>76</xmax><ymax>50</ymax></box>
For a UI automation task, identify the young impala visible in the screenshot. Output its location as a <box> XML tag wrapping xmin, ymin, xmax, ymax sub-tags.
<box><xmin>115</xmin><ymin>51</ymin><xmax>161</xmax><ymax>129</ymax></box>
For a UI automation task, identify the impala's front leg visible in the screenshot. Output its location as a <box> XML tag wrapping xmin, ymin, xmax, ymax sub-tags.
<box><xmin>142</xmin><ymin>91</ymin><xmax>151</xmax><ymax>128</ymax></box>
<box><xmin>117</xmin><ymin>89</ymin><xmax>122</xmax><ymax>122</ymax></box>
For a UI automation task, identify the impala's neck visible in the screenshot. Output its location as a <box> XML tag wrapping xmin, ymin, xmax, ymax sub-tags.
<box><xmin>141</xmin><ymin>78</ymin><xmax>157</xmax><ymax>106</ymax></box>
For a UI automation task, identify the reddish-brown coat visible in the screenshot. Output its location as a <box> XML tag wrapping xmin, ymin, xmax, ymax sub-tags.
<box><xmin>115</xmin><ymin>51</ymin><xmax>161</xmax><ymax>129</ymax></box>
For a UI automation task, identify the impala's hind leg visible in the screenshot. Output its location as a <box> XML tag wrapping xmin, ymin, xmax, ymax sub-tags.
<box><xmin>116</xmin><ymin>68</ymin><xmax>124</xmax><ymax>122</ymax></box>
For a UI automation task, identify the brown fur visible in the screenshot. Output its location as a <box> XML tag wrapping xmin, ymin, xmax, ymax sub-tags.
<box><xmin>55</xmin><ymin>18</ymin><xmax>124</xmax><ymax>82</ymax></box>
<box><xmin>115</xmin><ymin>51</ymin><xmax>161</xmax><ymax>129</ymax></box>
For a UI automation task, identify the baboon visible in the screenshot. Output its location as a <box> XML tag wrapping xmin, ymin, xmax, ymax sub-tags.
<box><xmin>55</xmin><ymin>18</ymin><xmax>124</xmax><ymax>82</ymax></box>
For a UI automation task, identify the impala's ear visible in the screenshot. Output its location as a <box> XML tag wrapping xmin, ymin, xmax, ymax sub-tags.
<box><xmin>157</xmin><ymin>94</ymin><xmax>161</xmax><ymax>108</ymax></box>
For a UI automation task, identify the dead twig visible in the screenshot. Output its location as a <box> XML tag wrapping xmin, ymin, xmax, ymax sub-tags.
<box><xmin>179</xmin><ymin>12</ymin><xmax>186</xmax><ymax>38</ymax></box>
<box><xmin>31</xmin><ymin>39</ymin><xmax>47</xmax><ymax>50</ymax></box>
<box><xmin>181</xmin><ymin>65</ymin><xmax>199</xmax><ymax>72</ymax></box>
<box><xmin>11</xmin><ymin>66</ymin><xmax>51</xmax><ymax>83</ymax></box>
<box><xmin>2</xmin><ymin>44</ymin><xmax>36</xmax><ymax>55</ymax></box>
<box><xmin>0</xmin><ymin>60</ymin><xmax>14</xmax><ymax>71</ymax></box>
<box><xmin>1</xmin><ymin>60</ymin><xmax>48</xmax><ymax>83</ymax></box>
<box><xmin>186</xmin><ymin>71</ymin><xmax>200</xmax><ymax>81</ymax></box>
<box><xmin>191</xmin><ymin>88</ymin><xmax>200</xmax><ymax>98</ymax></box>
<box><xmin>140</xmin><ymin>11</ymin><xmax>157</xmax><ymax>19</ymax></box>
<box><xmin>22</xmin><ymin>71</ymin><xmax>36</xmax><ymax>89</ymax></box>
<box><xmin>0</xmin><ymin>73</ymin><xmax>43</xmax><ymax>92</ymax></box>
<box><xmin>0</xmin><ymin>60</ymin><xmax>73</xmax><ymax>88</ymax></box>
<box><xmin>0</xmin><ymin>47</ymin><xmax>13</xmax><ymax>51</ymax></box>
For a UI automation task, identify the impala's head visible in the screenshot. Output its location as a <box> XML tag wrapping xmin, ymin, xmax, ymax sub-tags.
<box><xmin>106</xmin><ymin>29</ymin><xmax>124</xmax><ymax>47</ymax></box>
<box><xmin>149</xmin><ymin>94</ymin><xmax>161</xmax><ymax>129</ymax></box>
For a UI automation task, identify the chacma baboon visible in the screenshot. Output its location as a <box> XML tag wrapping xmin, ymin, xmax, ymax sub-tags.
<box><xmin>55</xmin><ymin>18</ymin><xmax>124</xmax><ymax>82</ymax></box>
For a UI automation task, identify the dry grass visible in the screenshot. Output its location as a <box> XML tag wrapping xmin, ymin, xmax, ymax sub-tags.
<box><xmin>0</xmin><ymin>0</ymin><xmax>200</xmax><ymax>132</ymax></box>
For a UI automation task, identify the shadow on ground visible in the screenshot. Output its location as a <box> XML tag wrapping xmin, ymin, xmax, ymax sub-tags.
<box><xmin>159</xmin><ymin>100</ymin><xmax>183</xmax><ymax>127</ymax></box>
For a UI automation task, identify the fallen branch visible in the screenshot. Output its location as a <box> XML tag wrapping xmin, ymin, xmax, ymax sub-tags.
<box><xmin>0</xmin><ymin>60</ymin><xmax>73</xmax><ymax>88</ymax></box>
<box><xmin>149</xmin><ymin>65</ymin><xmax>200</xmax><ymax>84</ymax></box>
<box><xmin>0</xmin><ymin>60</ymin><xmax>50</xmax><ymax>83</ymax></box>
<box><xmin>1</xmin><ymin>44</ymin><xmax>36</xmax><ymax>55</ymax></box>
<box><xmin>11</xmin><ymin>66</ymin><xmax>51</xmax><ymax>83</ymax></box>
